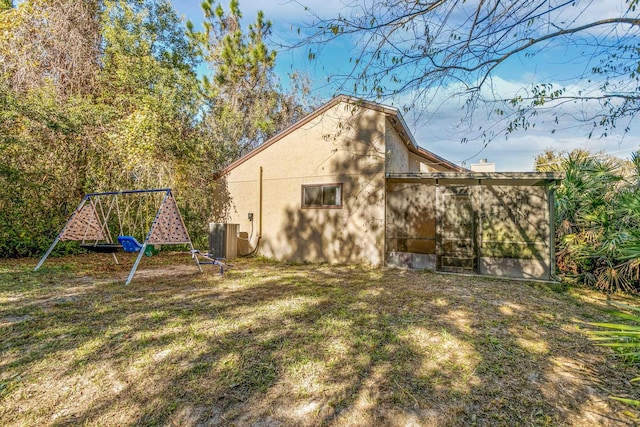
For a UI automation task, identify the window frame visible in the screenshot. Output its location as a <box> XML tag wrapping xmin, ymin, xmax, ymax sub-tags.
<box><xmin>301</xmin><ymin>183</ymin><xmax>343</xmax><ymax>209</ymax></box>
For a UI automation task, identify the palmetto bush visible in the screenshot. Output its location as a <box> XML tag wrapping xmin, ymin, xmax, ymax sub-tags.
<box><xmin>541</xmin><ymin>150</ymin><xmax>640</xmax><ymax>292</ymax></box>
<box><xmin>589</xmin><ymin>303</ymin><xmax>640</xmax><ymax>407</ymax></box>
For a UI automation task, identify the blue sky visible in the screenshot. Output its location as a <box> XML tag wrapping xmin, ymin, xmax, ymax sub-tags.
<box><xmin>172</xmin><ymin>0</ymin><xmax>640</xmax><ymax>171</ymax></box>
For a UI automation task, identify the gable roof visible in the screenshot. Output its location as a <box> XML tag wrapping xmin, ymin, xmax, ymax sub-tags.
<box><xmin>218</xmin><ymin>95</ymin><xmax>465</xmax><ymax>176</ymax></box>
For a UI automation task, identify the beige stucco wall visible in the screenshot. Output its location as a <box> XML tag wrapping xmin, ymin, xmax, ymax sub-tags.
<box><xmin>384</xmin><ymin>120</ymin><xmax>409</xmax><ymax>174</ymax></box>
<box><xmin>408</xmin><ymin>153</ymin><xmax>446</xmax><ymax>172</ymax></box>
<box><xmin>217</xmin><ymin>101</ymin><xmax>394</xmax><ymax>266</ymax></box>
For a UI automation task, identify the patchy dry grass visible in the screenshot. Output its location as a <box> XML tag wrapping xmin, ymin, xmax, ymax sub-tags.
<box><xmin>1</xmin><ymin>253</ymin><xmax>639</xmax><ymax>426</ymax></box>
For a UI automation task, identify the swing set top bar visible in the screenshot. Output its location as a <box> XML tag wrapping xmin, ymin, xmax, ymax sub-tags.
<box><xmin>84</xmin><ymin>188</ymin><xmax>172</xmax><ymax>197</ymax></box>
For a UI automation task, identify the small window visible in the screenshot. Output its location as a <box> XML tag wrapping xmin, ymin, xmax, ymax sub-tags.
<box><xmin>302</xmin><ymin>183</ymin><xmax>342</xmax><ymax>208</ymax></box>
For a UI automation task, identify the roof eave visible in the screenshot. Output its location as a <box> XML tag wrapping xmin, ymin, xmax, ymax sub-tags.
<box><xmin>386</xmin><ymin>171</ymin><xmax>565</xmax><ymax>184</ymax></box>
<box><xmin>216</xmin><ymin>94</ymin><xmax>466</xmax><ymax>177</ymax></box>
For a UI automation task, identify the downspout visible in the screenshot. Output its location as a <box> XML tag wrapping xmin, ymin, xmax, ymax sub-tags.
<box><xmin>548</xmin><ymin>180</ymin><xmax>556</xmax><ymax>280</ymax></box>
<box><xmin>240</xmin><ymin>166</ymin><xmax>263</xmax><ymax>257</ymax></box>
<box><xmin>476</xmin><ymin>179</ymin><xmax>483</xmax><ymax>275</ymax></box>
<box><xmin>259</xmin><ymin>166</ymin><xmax>263</xmax><ymax>240</ymax></box>
<box><xmin>383</xmin><ymin>174</ymin><xmax>387</xmax><ymax>267</ymax></box>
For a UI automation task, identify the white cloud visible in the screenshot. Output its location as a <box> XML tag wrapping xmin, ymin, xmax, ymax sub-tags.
<box><xmin>422</xmin><ymin>132</ymin><xmax>640</xmax><ymax>171</ymax></box>
<box><xmin>550</xmin><ymin>0</ymin><xmax>631</xmax><ymax>29</ymax></box>
<box><xmin>390</xmin><ymin>75</ymin><xmax>640</xmax><ymax>171</ymax></box>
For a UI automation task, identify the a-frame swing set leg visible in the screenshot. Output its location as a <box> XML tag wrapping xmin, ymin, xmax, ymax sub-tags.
<box><xmin>125</xmin><ymin>242</ymin><xmax>147</xmax><ymax>286</ymax></box>
<box><xmin>124</xmin><ymin>190</ymin><xmax>201</xmax><ymax>285</ymax></box>
<box><xmin>35</xmin><ymin>236</ymin><xmax>61</xmax><ymax>271</ymax></box>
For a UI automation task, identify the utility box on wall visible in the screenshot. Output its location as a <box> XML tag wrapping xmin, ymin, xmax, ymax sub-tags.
<box><xmin>208</xmin><ymin>223</ymin><xmax>238</xmax><ymax>259</ymax></box>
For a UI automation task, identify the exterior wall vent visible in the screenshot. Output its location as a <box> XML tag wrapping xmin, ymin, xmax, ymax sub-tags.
<box><xmin>208</xmin><ymin>223</ymin><xmax>238</xmax><ymax>259</ymax></box>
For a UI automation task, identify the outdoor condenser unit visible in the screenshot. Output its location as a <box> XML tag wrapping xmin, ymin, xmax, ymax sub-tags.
<box><xmin>208</xmin><ymin>223</ymin><xmax>238</xmax><ymax>259</ymax></box>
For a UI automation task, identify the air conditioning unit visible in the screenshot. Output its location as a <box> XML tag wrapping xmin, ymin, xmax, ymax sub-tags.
<box><xmin>208</xmin><ymin>223</ymin><xmax>238</xmax><ymax>259</ymax></box>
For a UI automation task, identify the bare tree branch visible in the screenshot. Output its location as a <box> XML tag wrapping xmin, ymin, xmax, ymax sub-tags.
<box><xmin>293</xmin><ymin>0</ymin><xmax>640</xmax><ymax>140</ymax></box>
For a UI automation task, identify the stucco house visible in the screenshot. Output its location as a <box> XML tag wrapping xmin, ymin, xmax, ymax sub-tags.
<box><xmin>213</xmin><ymin>95</ymin><xmax>561</xmax><ymax>280</ymax></box>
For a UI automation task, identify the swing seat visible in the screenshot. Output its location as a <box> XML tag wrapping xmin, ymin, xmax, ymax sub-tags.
<box><xmin>80</xmin><ymin>243</ymin><xmax>122</xmax><ymax>253</ymax></box>
<box><xmin>144</xmin><ymin>245</ymin><xmax>159</xmax><ymax>256</ymax></box>
<box><xmin>117</xmin><ymin>236</ymin><xmax>158</xmax><ymax>256</ymax></box>
<box><xmin>118</xmin><ymin>236</ymin><xmax>144</xmax><ymax>253</ymax></box>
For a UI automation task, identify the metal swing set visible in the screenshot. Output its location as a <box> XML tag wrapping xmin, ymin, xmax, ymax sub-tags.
<box><xmin>34</xmin><ymin>188</ymin><xmax>203</xmax><ymax>285</ymax></box>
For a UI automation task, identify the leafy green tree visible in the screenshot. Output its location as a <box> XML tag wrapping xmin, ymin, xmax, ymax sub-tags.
<box><xmin>189</xmin><ymin>0</ymin><xmax>313</xmax><ymax>161</ymax></box>
<box><xmin>0</xmin><ymin>0</ymin><xmax>208</xmax><ymax>254</ymax></box>
<box><xmin>0</xmin><ymin>0</ymin><xmax>105</xmax><ymax>256</ymax></box>
<box><xmin>98</xmin><ymin>0</ymin><xmax>201</xmax><ymax>184</ymax></box>
<box><xmin>0</xmin><ymin>0</ymin><xmax>313</xmax><ymax>256</ymax></box>
<box><xmin>97</xmin><ymin>0</ymin><xmax>220</xmax><ymax>244</ymax></box>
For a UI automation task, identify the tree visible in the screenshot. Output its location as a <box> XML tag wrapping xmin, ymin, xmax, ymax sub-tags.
<box><xmin>0</xmin><ymin>0</ymin><xmax>314</xmax><ymax>256</ymax></box>
<box><xmin>0</xmin><ymin>0</ymin><xmax>209</xmax><ymax>255</ymax></box>
<box><xmin>189</xmin><ymin>0</ymin><xmax>313</xmax><ymax>161</ymax></box>
<box><xmin>534</xmin><ymin>148</ymin><xmax>631</xmax><ymax>173</ymax></box>
<box><xmin>0</xmin><ymin>0</ymin><xmax>101</xmax><ymax>96</ymax></box>
<box><xmin>299</xmin><ymin>0</ymin><xmax>640</xmax><ymax>141</ymax></box>
<box><xmin>97</xmin><ymin>0</ymin><xmax>224</xmax><ymax>244</ymax></box>
<box><xmin>0</xmin><ymin>0</ymin><xmax>105</xmax><ymax>256</ymax></box>
<box><xmin>99</xmin><ymin>0</ymin><xmax>202</xmax><ymax>187</ymax></box>
<box><xmin>535</xmin><ymin>149</ymin><xmax>640</xmax><ymax>292</ymax></box>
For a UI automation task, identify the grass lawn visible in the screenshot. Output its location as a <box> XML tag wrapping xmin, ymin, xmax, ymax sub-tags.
<box><xmin>1</xmin><ymin>252</ymin><xmax>639</xmax><ymax>426</ymax></box>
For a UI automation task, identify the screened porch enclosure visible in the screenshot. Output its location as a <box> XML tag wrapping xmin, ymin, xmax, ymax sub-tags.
<box><xmin>385</xmin><ymin>173</ymin><xmax>561</xmax><ymax>280</ymax></box>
